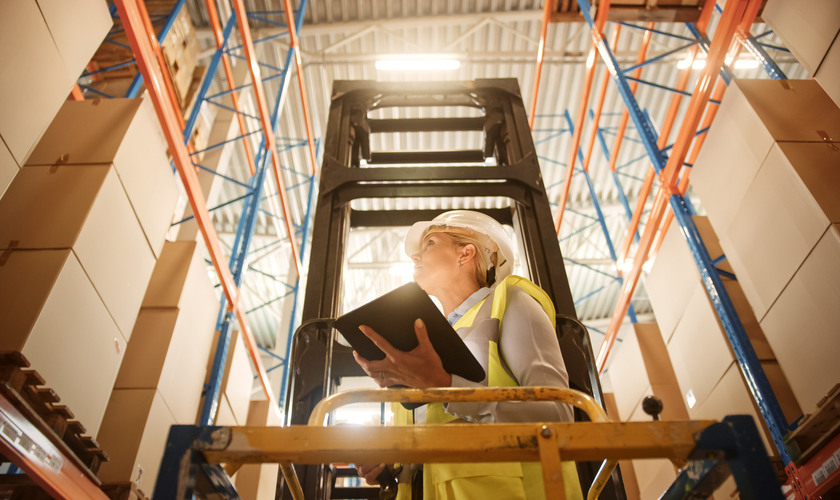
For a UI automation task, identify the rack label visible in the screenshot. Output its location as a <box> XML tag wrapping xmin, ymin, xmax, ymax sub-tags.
<box><xmin>0</xmin><ymin>407</ymin><xmax>63</xmax><ymax>473</ymax></box>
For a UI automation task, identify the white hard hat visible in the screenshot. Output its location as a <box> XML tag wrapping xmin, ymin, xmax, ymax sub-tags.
<box><xmin>405</xmin><ymin>210</ymin><xmax>514</xmax><ymax>285</ymax></box>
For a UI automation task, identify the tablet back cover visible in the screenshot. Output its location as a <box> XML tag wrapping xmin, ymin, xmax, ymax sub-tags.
<box><xmin>334</xmin><ymin>282</ymin><xmax>485</xmax><ymax>383</ymax></box>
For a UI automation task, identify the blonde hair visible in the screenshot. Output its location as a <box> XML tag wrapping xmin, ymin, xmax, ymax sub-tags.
<box><xmin>423</xmin><ymin>227</ymin><xmax>498</xmax><ymax>287</ymax></box>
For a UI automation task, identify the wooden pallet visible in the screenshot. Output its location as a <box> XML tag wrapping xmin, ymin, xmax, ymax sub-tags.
<box><xmin>786</xmin><ymin>384</ymin><xmax>840</xmax><ymax>465</ymax></box>
<box><xmin>0</xmin><ymin>352</ymin><xmax>109</xmax><ymax>484</ymax></box>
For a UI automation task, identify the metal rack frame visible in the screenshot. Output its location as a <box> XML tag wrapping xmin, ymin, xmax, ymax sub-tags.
<box><xmin>97</xmin><ymin>0</ymin><xmax>321</xmax><ymax>427</ymax></box>
<box><xmin>531</xmin><ymin>0</ymin><xmax>813</xmax><ymax>495</ymax></box>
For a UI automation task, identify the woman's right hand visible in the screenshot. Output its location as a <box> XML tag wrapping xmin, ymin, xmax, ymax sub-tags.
<box><xmin>355</xmin><ymin>463</ymin><xmax>387</xmax><ymax>485</ymax></box>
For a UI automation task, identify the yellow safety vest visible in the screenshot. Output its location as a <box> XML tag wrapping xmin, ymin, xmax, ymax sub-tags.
<box><xmin>393</xmin><ymin>276</ymin><xmax>583</xmax><ymax>500</ymax></box>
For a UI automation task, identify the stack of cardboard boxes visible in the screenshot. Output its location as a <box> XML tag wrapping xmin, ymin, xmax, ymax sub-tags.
<box><xmin>647</xmin><ymin>216</ymin><xmax>803</xmax><ymax>439</ymax></box>
<box><xmin>763</xmin><ymin>0</ymin><xmax>840</xmax><ymax>106</ymax></box>
<box><xmin>619</xmin><ymin>214</ymin><xmax>804</xmax><ymax>498</ymax></box>
<box><xmin>604</xmin><ymin>322</ymin><xmax>688</xmax><ymax>499</ymax></box>
<box><xmin>0</xmin><ymin>0</ymin><xmax>111</xmax><ymax>196</ymax></box>
<box><xmin>0</xmin><ymin>96</ymin><xmax>178</xmax><ymax>440</ymax></box>
<box><xmin>96</xmin><ymin>241</ymin><xmax>219</xmax><ymax>494</ymax></box>
<box><xmin>691</xmin><ymin>79</ymin><xmax>840</xmax><ymax>416</ymax></box>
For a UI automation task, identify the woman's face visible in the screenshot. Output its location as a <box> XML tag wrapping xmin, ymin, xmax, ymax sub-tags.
<box><xmin>411</xmin><ymin>232</ymin><xmax>461</xmax><ymax>294</ymax></box>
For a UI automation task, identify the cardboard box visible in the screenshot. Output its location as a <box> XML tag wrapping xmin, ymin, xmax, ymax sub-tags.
<box><xmin>116</xmin><ymin>242</ymin><xmax>218</xmax><ymax>424</ymax></box>
<box><xmin>644</xmin><ymin>222</ymin><xmax>698</xmax><ymax>342</ymax></box>
<box><xmin>723</xmin><ymin>141</ymin><xmax>840</xmax><ymax>318</ymax></box>
<box><xmin>645</xmin><ymin>215</ymin><xmax>734</xmax><ymax>343</ymax></box>
<box><xmin>115</xmin><ymin>308</ymin><xmax>215</xmax><ymax>425</ymax></box>
<box><xmin>96</xmin><ymin>388</ymin><xmax>176</xmax><ymax>495</ymax></box>
<box><xmin>690</xmin><ymin>363</ymin><xmax>772</xmax><ymax>454</ymax></box>
<box><xmin>668</xmin><ymin>284</ymin><xmax>743</xmax><ymax>410</ymax></box>
<box><xmin>214</xmin><ymin>394</ymin><xmax>239</xmax><ymax>426</ymax></box>
<box><xmin>762</xmin><ymin>0</ymin><xmax>840</xmax><ymax>74</ymax></box>
<box><xmin>91</xmin><ymin>3</ymin><xmax>198</xmax><ymax>113</ymax></box>
<box><xmin>225</xmin><ymin>330</ymin><xmax>256</xmax><ymax>425</ymax></box>
<box><xmin>0</xmin><ymin>140</ymin><xmax>17</xmax><ymax>198</ymax></box>
<box><xmin>692</xmin><ymin>80</ymin><xmax>840</xmax><ymax>234</ymax></box>
<box><xmin>36</xmin><ymin>0</ymin><xmax>112</xmax><ymax>85</ymax></box>
<box><xmin>0</xmin><ymin>1</ymin><xmax>73</xmax><ymax>165</ymax></box>
<box><xmin>142</xmin><ymin>241</ymin><xmax>217</xmax><ymax>309</ymax></box>
<box><xmin>606</xmin><ymin>323</ymin><xmax>687</xmax><ymax>421</ymax></box>
<box><xmin>235</xmin><ymin>400</ymin><xmax>282</xmax><ymax>500</ymax></box>
<box><xmin>601</xmin><ymin>393</ymin><xmax>640</xmax><ymax>500</ymax></box>
<box><xmin>0</xmin><ymin>164</ymin><xmax>155</xmax><ymax>340</ymax></box>
<box><xmin>27</xmin><ymin>97</ymin><xmax>178</xmax><ymax>257</ymax></box>
<box><xmin>760</xmin><ymin>224</ymin><xmax>840</xmax><ymax>414</ymax></box>
<box><xmin>816</xmin><ymin>34</ymin><xmax>840</xmax><ymax>108</ymax></box>
<box><xmin>0</xmin><ymin>249</ymin><xmax>125</xmax><ymax>437</ymax></box>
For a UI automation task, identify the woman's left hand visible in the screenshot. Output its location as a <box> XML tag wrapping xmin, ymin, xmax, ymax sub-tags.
<box><xmin>352</xmin><ymin>318</ymin><xmax>452</xmax><ymax>389</ymax></box>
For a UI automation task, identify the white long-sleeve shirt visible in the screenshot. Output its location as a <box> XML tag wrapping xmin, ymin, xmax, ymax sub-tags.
<box><xmin>416</xmin><ymin>284</ymin><xmax>574</xmax><ymax>424</ymax></box>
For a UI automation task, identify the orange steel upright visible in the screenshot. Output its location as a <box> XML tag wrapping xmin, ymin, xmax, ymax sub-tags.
<box><xmin>581</xmin><ymin>26</ymin><xmax>622</xmax><ymax>175</ymax></box>
<box><xmin>595</xmin><ymin>0</ymin><xmax>754</xmax><ymax>373</ymax></box>
<box><xmin>282</xmin><ymin>0</ymin><xmax>319</xmax><ymax>176</ymax></box>
<box><xmin>113</xmin><ymin>0</ymin><xmax>277</xmax><ymax>408</ymax></box>
<box><xmin>652</xmin><ymin>0</ymin><xmax>762</xmax><ymax>257</ymax></box>
<box><xmin>529</xmin><ymin>0</ymin><xmax>555</xmax><ymax>130</ymax></box>
<box><xmin>613</xmin><ymin>0</ymin><xmax>715</xmax><ymax>269</ymax></box>
<box><xmin>554</xmin><ymin>0</ymin><xmax>612</xmax><ymax>233</ymax></box>
<box><xmin>203</xmin><ymin>0</ymin><xmax>257</xmax><ymax>176</ymax></box>
<box><xmin>230</xmin><ymin>0</ymin><xmax>303</xmax><ymax>277</ymax></box>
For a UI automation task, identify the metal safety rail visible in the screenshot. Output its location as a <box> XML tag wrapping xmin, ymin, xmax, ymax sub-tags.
<box><xmin>150</xmin><ymin>386</ymin><xmax>784</xmax><ymax>499</ymax></box>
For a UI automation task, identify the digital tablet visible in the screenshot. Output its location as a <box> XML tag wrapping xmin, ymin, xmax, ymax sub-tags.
<box><xmin>334</xmin><ymin>282</ymin><xmax>485</xmax><ymax>383</ymax></box>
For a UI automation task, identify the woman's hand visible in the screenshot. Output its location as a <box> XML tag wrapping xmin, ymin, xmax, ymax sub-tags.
<box><xmin>355</xmin><ymin>463</ymin><xmax>387</xmax><ymax>485</ymax></box>
<box><xmin>352</xmin><ymin>318</ymin><xmax>452</xmax><ymax>389</ymax></box>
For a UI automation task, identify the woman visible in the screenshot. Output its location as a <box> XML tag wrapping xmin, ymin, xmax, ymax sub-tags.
<box><xmin>353</xmin><ymin>210</ymin><xmax>581</xmax><ymax>500</ymax></box>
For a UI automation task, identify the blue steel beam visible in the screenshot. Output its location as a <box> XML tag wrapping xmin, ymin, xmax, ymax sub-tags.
<box><xmin>741</xmin><ymin>36</ymin><xmax>787</xmax><ymax>79</ymax></box>
<box><xmin>685</xmin><ymin>23</ymin><xmax>734</xmax><ymax>86</ymax></box>
<box><xmin>592</xmin><ymin>112</ymin><xmax>639</xmax><ymax>242</ymax></box>
<box><xmin>172</xmin><ymin>192</ymin><xmax>254</xmax><ymax>226</ymax></box>
<box><xmin>621</xmin><ymin>42</ymin><xmax>699</xmax><ymax>74</ymax></box>
<box><xmin>624</xmin><ymin>77</ymin><xmax>722</xmax><ymax>104</ymax></box>
<box><xmin>577</xmin><ymin>0</ymin><xmax>667</xmax><ymax>174</ymax></box>
<box><xmin>183</xmin><ymin>13</ymin><xmax>237</xmax><ymax>144</ymax></box>
<box><xmin>563</xmin><ymin>110</ymin><xmax>638</xmax><ymax>323</ymax></box>
<box><xmin>126</xmin><ymin>0</ymin><xmax>187</xmax><ymax>98</ymax></box>
<box><xmin>670</xmin><ymin>196</ymin><xmax>793</xmax><ymax>466</ymax></box>
<box><xmin>201</xmin><ymin>150</ymin><xmax>272</xmax><ymax>425</ymax></box>
<box><xmin>577</xmin><ymin>0</ymin><xmax>797</xmax><ymax>478</ymax></box>
<box><xmin>616</xmin><ymin>22</ymin><xmax>696</xmax><ymax>42</ymax></box>
<box><xmin>191</xmin><ymin>130</ymin><xmax>263</xmax><ymax>157</ymax></box>
<box><xmin>201</xmin><ymin>1</ymin><xmax>311</xmax><ymax>423</ymax></box>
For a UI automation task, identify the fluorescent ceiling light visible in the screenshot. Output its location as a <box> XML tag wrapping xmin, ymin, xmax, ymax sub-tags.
<box><xmin>733</xmin><ymin>58</ymin><xmax>760</xmax><ymax>69</ymax></box>
<box><xmin>677</xmin><ymin>55</ymin><xmax>759</xmax><ymax>70</ymax></box>
<box><xmin>376</xmin><ymin>56</ymin><xmax>461</xmax><ymax>71</ymax></box>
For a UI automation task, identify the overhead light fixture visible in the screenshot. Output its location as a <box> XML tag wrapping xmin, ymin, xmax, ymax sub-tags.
<box><xmin>375</xmin><ymin>55</ymin><xmax>461</xmax><ymax>71</ymax></box>
<box><xmin>677</xmin><ymin>54</ymin><xmax>759</xmax><ymax>70</ymax></box>
<box><xmin>733</xmin><ymin>58</ymin><xmax>760</xmax><ymax>69</ymax></box>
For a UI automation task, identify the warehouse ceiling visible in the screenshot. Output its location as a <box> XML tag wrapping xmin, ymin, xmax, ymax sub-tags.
<box><xmin>180</xmin><ymin>0</ymin><xmax>806</xmax><ymax>366</ymax></box>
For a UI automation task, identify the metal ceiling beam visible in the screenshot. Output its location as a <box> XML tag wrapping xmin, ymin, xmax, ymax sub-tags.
<box><xmin>196</xmin><ymin>10</ymin><xmax>546</xmax><ymax>41</ymax></box>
